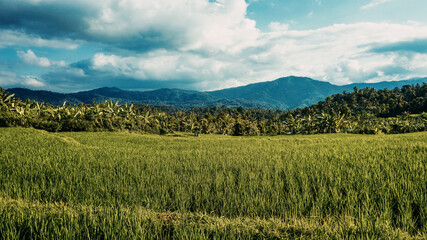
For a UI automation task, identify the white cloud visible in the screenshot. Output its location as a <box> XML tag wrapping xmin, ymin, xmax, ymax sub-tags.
<box><xmin>361</xmin><ymin>0</ymin><xmax>391</xmax><ymax>10</ymax></box>
<box><xmin>17</xmin><ymin>50</ymin><xmax>51</xmax><ymax>67</ymax></box>
<box><xmin>268</xmin><ymin>22</ymin><xmax>290</xmax><ymax>31</ymax></box>
<box><xmin>90</xmin><ymin>51</ymin><xmax>249</xmax><ymax>89</ymax></box>
<box><xmin>83</xmin><ymin>21</ymin><xmax>427</xmax><ymax>89</ymax></box>
<box><xmin>0</xmin><ymin>71</ymin><xmax>20</xmax><ymax>86</ymax></box>
<box><xmin>85</xmin><ymin>0</ymin><xmax>260</xmax><ymax>53</ymax></box>
<box><xmin>17</xmin><ymin>50</ymin><xmax>67</xmax><ymax>67</ymax></box>
<box><xmin>24</xmin><ymin>76</ymin><xmax>46</xmax><ymax>87</ymax></box>
<box><xmin>3</xmin><ymin>0</ymin><xmax>427</xmax><ymax>91</ymax></box>
<box><xmin>0</xmin><ymin>71</ymin><xmax>46</xmax><ymax>88</ymax></box>
<box><xmin>254</xmin><ymin>22</ymin><xmax>427</xmax><ymax>85</ymax></box>
<box><xmin>0</xmin><ymin>30</ymin><xmax>79</xmax><ymax>49</ymax></box>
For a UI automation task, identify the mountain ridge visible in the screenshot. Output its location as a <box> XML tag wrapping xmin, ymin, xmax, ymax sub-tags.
<box><xmin>5</xmin><ymin>76</ymin><xmax>426</xmax><ymax>110</ymax></box>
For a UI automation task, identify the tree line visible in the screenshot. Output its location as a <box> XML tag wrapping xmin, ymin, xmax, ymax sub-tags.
<box><xmin>1</xmin><ymin>83</ymin><xmax>426</xmax><ymax>135</ymax></box>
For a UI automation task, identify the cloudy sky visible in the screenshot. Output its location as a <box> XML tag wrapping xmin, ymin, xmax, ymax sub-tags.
<box><xmin>1</xmin><ymin>0</ymin><xmax>427</xmax><ymax>92</ymax></box>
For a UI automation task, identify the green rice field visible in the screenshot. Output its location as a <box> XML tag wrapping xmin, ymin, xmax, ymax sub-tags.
<box><xmin>0</xmin><ymin>127</ymin><xmax>426</xmax><ymax>239</ymax></box>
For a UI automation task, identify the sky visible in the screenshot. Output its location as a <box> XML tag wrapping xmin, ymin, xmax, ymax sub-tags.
<box><xmin>1</xmin><ymin>0</ymin><xmax>427</xmax><ymax>92</ymax></box>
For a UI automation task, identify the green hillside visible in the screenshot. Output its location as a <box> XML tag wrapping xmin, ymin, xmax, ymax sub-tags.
<box><xmin>1</xmin><ymin>84</ymin><xmax>426</xmax><ymax>135</ymax></box>
<box><xmin>6</xmin><ymin>76</ymin><xmax>426</xmax><ymax>110</ymax></box>
<box><xmin>209</xmin><ymin>76</ymin><xmax>342</xmax><ymax>109</ymax></box>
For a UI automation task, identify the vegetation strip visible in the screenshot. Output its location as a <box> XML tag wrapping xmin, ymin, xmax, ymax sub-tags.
<box><xmin>1</xmin><ymin>84</ymin><xmax>426</xmax><ymax>135</ymax></box>
<box><xmin>0</xmin><ymin>196</ymin><xmax>420</xmax><ymax>239</ymax></box>
<box><xmin>0</xmin><ymin>128</ymin><xmax>426</xmax><ymax>238</ymax></box>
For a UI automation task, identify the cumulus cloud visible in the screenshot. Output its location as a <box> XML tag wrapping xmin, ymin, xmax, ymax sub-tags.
<box><xmin>17</xmin><ymin>50</ymin><xmax>51</xmax><ymax>67</ymax></box>
<box><xmin>27</xmin><ymin>20</ymin><xmax>426</xmax><ymax>92</ymax></box>
<box><xmin>251</xmin><ymin>22</ymin><xmax>427</xmax><ymax>84</ymax></box>
<box><xmin>77</xmin><ymin>22</ymin><xmax>427</xmax><ymax>89</ymax></box>
<box><xmin>0</xmin><ymin>71</ymin><xmax>46</xmax><ymax>88</ymax></box>
<box><xmin>1</xmin><ymin>0</ymin><xmax>427</xmax><ymax>91</ymax></box>
<box><xmin>0</xmin><ymin>30</ymin><xmax>79</xmax><ymax>49</ymax></box>
<box><xmin>89</xmin><ymin>51</ymin><xmax>250</xmax><ymax>89</ymax></box>
<box><xmin>24</xmin><ymin>76</ymin><xmax>46</xmax><ymax>87</ymax></box>
<box><xmin>0</xmin><ymin>71</ymin><xmax>20</xmax><ymax>86</ymax></box>
<box><xmin>87</xmin><ymin>0</ymin><xmax>259</xmax><ymax>53</ymax></box>
<box><xmin>361</xmin><ymin>0</ymin><xmax>391</xmax><ymax>10</ymax></box>
<box><xmin>17</xmin><ymin>49</ymin><xmax>66</xmax><ymax>67</ymax></box>
<box><xmin>0</xmin><ymin>0</ymin><xmax>259</xmax><ymax>53</ymax></box>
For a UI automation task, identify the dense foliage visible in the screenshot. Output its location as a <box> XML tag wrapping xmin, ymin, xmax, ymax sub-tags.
<box><xmin>306</xmin><ymin>84</ymin><xmax>427</xmax><ymax>117</ymax></box>
<box><xmin>1</xmin><ymin>84</ymin><xmax>426</xmax><ymax>135</ymax></box>
<box><xmin>1</xmin><ymin>128</ymin><xmax>426</xmax><ymax>239</ymax></box>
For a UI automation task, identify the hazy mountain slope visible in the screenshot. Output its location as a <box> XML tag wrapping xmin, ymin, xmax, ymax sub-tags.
<box><xmin>69</xmin><ymin>87</ymin><xmax>213</xmax><ymax>104</ymax></box>
<box><xmin>5</xmin><ymin>76</ymin><xmax>426</xmax><ymax>110</ymax></box>
<box><xmin>342</xmin><ymin>78</ymin><xmax>427</xmax><ymax>91</ymax></box>
<box><xmin>209</xmin><ymin>76</ymin><xmax>343</xmax><ymax>109</ymax></box>
<box><xmin>7</xmin><ymin>87</ymin><xmax>273</xmax><ymax>109</ymax></box>
<box><xmin>5</xmin><ymin>88</ymin><xmax>81</xmax><ymax>105</ymax></box>
<box><xmin>209</xmin><ymin>76</ymin><xmax>426</xmax><ymax>109</ymax></box>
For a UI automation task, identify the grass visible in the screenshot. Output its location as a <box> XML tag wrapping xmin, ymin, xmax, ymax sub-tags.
<box><xmin>0</xmin><ymin>127</ymin><xmax>426</xmax><ymax>239</ymax></box>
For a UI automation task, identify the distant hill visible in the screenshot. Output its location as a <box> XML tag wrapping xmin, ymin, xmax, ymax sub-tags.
<box><xmin>209</xmin><ymin>76</ymin><xmax>343</xmax><ymax>109</ymax></box>
<box><xmin>343</xmin><ymin>78</ymin><xmax>427</xmax><ymax>92</ymax></box>
<box><xmin>208</xmin><ymin>76</ymin><xmax>426</xmax><ymax>109</ymax></box>
<box><xmin>5</xmin><ymin>76</ymin><xmax>426</xmax><ymax>110</ymax></box>
<box><xmin>4</xmin><ymin>88</ymin><xmax>82</xmax><ymax>106</ymax></box>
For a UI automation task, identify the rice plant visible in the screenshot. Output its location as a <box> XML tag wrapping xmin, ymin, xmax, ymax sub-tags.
<box><xmin>0</xmin><ymin>128</ymin><xmax>425</xmax><ymax>239</ymax></box>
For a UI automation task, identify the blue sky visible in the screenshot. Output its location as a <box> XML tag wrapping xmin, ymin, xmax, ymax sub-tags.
<box><xmin>1</xmin><ymin>0</ymin><xmax>427</xmax><ymax>92</ymax></box>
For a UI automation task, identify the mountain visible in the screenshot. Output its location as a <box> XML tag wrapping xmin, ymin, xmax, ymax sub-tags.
<box><xmin>74</xmin><ymin>87</ymin><xmax>211</xmax><ymax>102</ymax></box>
<box><xmin>5</xmin><ymin>88</ymin><xmax>81</xmax><ymax>105</ymax></box>
<box><xmin>5</xmin><ymin>76</ymin><xmax>426</xmax><ymax>110</ymax></box>
<box><xmin>208</xmin><ymin>76</ymin><xmax>426</xmax><ymax>109</ymax></box>
<box><xmin>209</xmin><ymin>76</ymin><xmax>343</xmax><ymax>109</ymax></box>
<box><xmin>6</xmin><ymin>87</ymin><xmax>272</xmax><ymax>109</ymax></box>
<box><xmin>342</xmin><ymin>78</ymin><xmax>427</xmax><ymax>92</ymax></box>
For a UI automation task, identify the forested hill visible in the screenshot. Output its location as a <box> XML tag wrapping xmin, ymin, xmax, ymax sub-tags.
<box><xmin>1</xmin><ymin>83</ymin><xmax>426</xmax><ymax>135</ymax></box>
<box><xmin>5</xmin><ymin>76</ymin><xmax>426</xmax><ymax>110</ymax></box>
<box><xmin>303</xmin><ymin>83</ymin><xmax>427</xmax><ymax>117</ymax></box>
<box><xmin>208</xmin><ymin>76</ymin><xmax>427</xmax><ymax>109</ymax></box>
<box><xmin>207</xmin><ymin>76</ymin><xmax>342</xmax><ymax>109</ymax></box>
